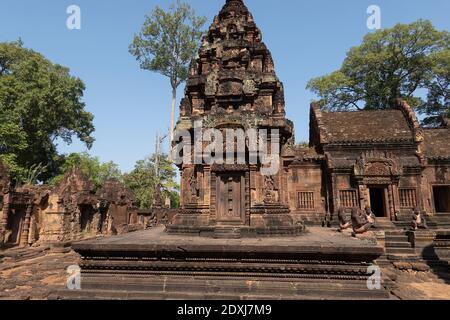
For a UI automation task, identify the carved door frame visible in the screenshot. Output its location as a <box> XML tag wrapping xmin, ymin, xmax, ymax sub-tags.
<box><xmin>210</xmin><ymin>165</ymin><xmax>250</xmax><ymax>226</ymax></box>
<box><xmin>215</xmin><ymin>172</ymin><xmax>246</xmax><ymax>225</ymax></box>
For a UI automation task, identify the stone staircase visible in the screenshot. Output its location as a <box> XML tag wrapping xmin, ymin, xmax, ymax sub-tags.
<box><xmin>384</xmin><ymin>230</ymin><xmax>417</xmax><ymax>260</ymax></box>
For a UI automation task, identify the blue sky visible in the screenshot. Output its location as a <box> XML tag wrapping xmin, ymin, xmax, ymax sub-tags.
<box><xmin>1</xmin><ymin>0</ymin><xmax>449</xmax><ymax>173</ymax></box>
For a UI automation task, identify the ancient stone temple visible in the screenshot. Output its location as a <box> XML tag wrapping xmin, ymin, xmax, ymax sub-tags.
<box><xmin>96</xmin><ymin>179</ymin><xmax>138</xmax><ymax>234</ymax></box>
<box><xmin>39</xmin><ymin>169</ymin><xmax>141</xmax><ymax>244</ymax></box>
<box><xmin>169</xmin><ymin>0</ymin><xmax>303</xmax><ymax>237</ymax></box>
<box><xmin>169</xmin><ymin>1</ymin><xmax>450</xmax><ymax>234</ymax></box>
<box><xmin>306</xmin><ymin>100</ymin><xmax>450</xmax><ymax>227</ymax></box>
<box><xmin>0</xmin><ymin>166</ymin><xmax>138</xmax><ymax>247</ymax></box>
<box><xmin>0</xmin><ymin>163</ymin><xmax>47</xmax><ymax>247</ymax></box>
<box><xmin>62</xmin><ymin>0</ymin><xmax>391</xmax><ymax>300</ymax></box>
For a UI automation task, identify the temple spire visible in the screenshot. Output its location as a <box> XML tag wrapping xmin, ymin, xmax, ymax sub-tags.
<box><xmin>220</xmin><ymin>0</ymin><xmax>249</xmax><ymax>17</ymax></box>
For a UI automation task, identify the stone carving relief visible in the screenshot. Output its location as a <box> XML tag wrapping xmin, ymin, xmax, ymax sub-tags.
<box><xmin>263</xmin><ymin>175</ymin><xmax>277</xmax><ymax>204</ymax></box>
<box><xmin>435</xmin><ymin>166</ymin><xmax>449</xmax><ymax>183</ymax></box>
<box><xmin>189</xmin><ymin>171</ymin><xmax>199</xmax><ymax>204</ymax></box>
<box><xmin>354</xmin><ymin>151</ymin><xmax>402</xmax><ymax>184</ymax></box>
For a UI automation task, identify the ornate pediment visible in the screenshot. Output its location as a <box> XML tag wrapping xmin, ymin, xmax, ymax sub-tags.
<box><xmin>354</xmin><ymin>151</ymin><xmax>402</xmax><ymax>184</ymax></box>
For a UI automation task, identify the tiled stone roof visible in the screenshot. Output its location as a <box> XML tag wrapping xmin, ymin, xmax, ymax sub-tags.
<box><xmin>294</xmin><ymin>147</ymin><xmax>324</xmax><ymax>161</ymax></box>
<box><xmin>320</xmin><ymin>110</ymin><xmax>413</xmax><ymax>143</ymax></box>
<box><xmin>424</xmin><ymin>128</ymin><xmax>450</xmax><ymax>159</ymax></box>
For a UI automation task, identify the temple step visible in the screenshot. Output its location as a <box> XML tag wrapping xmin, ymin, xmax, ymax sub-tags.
<box><xmin>392</xmin><ymin>221</ymin><xmax>411</xmax><ymax>229</ymax></box>
<box><xmin>425</xmin><ymin>214</ymin><xmax>450</xmax><ymax>228</ymax></box>
<box><xmin>383</xmin><ymin>228</ymin><xmax>417</xmax><ymax>260</ymax></box>
<box><xmin>375</xmin><ymin>218</ymin><xmax>396</xmax><ymax>230</ymax></box>
<box><xmin>386</xmin><ymin>248</ymin><xmax>416</xmax><ymax>255</ymax></box>
<box><xmin>386</xmin><ymin>235</ymin><xmax>409</xmax><ymax>243</ymax></box>
<box><xmin>387</xmin><ymin>254</ymin><xmax>420</xmax><ymax>262</ymax></box>
<box><xmin>213</xmin><ymin>226</ymin><xmax>242</xmax><ymax>239</ymax></box>
<box><xmin>385</xmin><ymin>241</ymin><xmax>412</xmax><ymax>248</ymax></box>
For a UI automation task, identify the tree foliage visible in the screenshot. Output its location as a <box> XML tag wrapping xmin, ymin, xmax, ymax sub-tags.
<box><xmin>418</xmin><ymin>48</ymin><xmax>450</xmax><ymax>126</ymax></box>
<box><xmin>129</xmin><ymin>0</ymin><xmax>206</xmax><ymax>90</ymax></box>
<box><xmin>123</xmin><ymin>154</ymin><xmax>179</xmax><ymax>209</ymax></box>
<box><xmin>129</xmin><ymin>0</ymin><xmax>206</xmax><ymax>143</ymax></box>
<box><xmin>0</xmin><ymin>41</ymin><xmax>95</xmax><ymax>183</ymax></box>
<box><xmin>307</xmin><ymin>20</ymin><xmax>449</xmax><ymax>125</ymax></box>
<box><xmin>50</xmin><ymin>152</ymin><xmax>121</xmax><ymax>190</ymax></box>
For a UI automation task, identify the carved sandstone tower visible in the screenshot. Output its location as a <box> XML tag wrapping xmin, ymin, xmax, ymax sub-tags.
<box><xmin>169</xmin><ymin>0</ymin><xmax>303</xmax><ymax>237</ymax></box>
<box><xmin>63</xmin><ymin>1</ymin><xmax>388</xmax><ymax>300</ymax></box>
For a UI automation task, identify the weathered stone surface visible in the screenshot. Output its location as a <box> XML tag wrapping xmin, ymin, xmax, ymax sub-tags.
<box><xmin>1</xmin><ymin>166</ymin><xmax>139</xmax><ymax>248</ymax></box>
<box><xmin>60</xmin><ymin>227</ymin><xmax>390</xmax><ymax>300</ymax></box>
<box><xmin>170</xmin><ymin>0</ymin><xmax>301</xmax><ymax>237</ymax></box>
<box><xmin>1</xmin><ymin>0</ymin><xmax>450</xmax><ymax>301</ymax></box>
<box><xmin>63</xmin><ymin>0</ymin><xmax>450</xmax><ymax>300</ymax></box>
<box><xmin>0</xmin><ymin>246</ymin><xmax>79</xmax><ymax>300</ymax></box>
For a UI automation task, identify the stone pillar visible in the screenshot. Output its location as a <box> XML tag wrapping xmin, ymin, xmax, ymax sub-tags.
<box><xmin>198</xmin><ymin>169</ymin><xmax>205</xmax><ymax>205</ymax></box>
<box><xmin>392</xmin><ymin>183</ymin><xmax>400</xmax><ymax>219</ymax></box>
<box><xmin>387</xmin><ymin>185</ymin><xmax>395</xmax><ymax>221</ymax></box>
<box><xmin>204</xmin><ymin>166</ymin><xmax>211</xmax><ymax>206</ymax></box>
<box><xmin>416</xmin><ymin>175</ymin><xmax>425</xmax><ymax>213</ymax></box>
<box><xmin>180</xmin><ymin>171</ymin><xmax>185</xmax><ymax>209</ymax></box>
<box><xmin>19</xmin><ymin>203</ymin><xmax>33</xmax><ymax>247</ymax></box>
<box><xmin>282</xmin><ymin>167</ymin><xmax>289</xmax><ymax>205</ymax></box>
<box><xmin>209</xmin><ymin>172</ymin><xmax>217</xmax><ymax>224</ymax></box>
<box><xmin>0</xmin><ymin>194</ymin><xmax>11</xmax><ymax>236</ymax></box>
<box><xmin>331</xmin><ymin>173</ymin><xmax>339</xmax><ymax>217</ymax></box>
<box><xmin>358</xmin><ymin>184</ymin><xmax>366</xmax><ymax>210</ymax></box>
<box><xmin>245</xmin><ymin>171</ymin><xmax>251</xmax><ymax>226</ymax></box>
<box><xmin>249</xmin><ymin>165</ymin><xmax>258</xmax><ymax>206</ymax></box>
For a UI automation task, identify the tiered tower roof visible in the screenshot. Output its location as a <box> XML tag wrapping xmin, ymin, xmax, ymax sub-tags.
<box><xmin>180</xmin><ymin>0</ymin><xmax>286</xmax><ymax>121</ymax></box>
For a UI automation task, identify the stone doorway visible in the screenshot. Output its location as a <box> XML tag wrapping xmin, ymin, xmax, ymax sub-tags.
<box><xmin>433</xmin><ymin>186</ymin><xmax>450</xmax><ymax>213</ymax></box>
<box><xmin>369</xmin><ymin>187</ymin><xmax>387</xmax><ymax>218</ymax></box>
<box><xmin>6</xmin><ymin>207</ymin><xmax>26</xmax><ymax>244</ymax></box>
<box><xmin>216</xmin><ymin>173</ymin><xmax>246</xmax><ymax>225</ymax></box>
<box><xmin>79</xmin><ymin>205</ymin><xmax>95</xmax><ymax>233</ymax></box>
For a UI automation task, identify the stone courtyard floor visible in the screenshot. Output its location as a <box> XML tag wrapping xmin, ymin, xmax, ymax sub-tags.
<box><xmin>1</xmin><ymin>233</ymin><xmax>449</xmax><ymax>300</ymax></box>
<box><xmin>386</xmin><ymin>268</ymin><xmax>450</xmax><ymax>300</ymax></box>
<box><xmin>0</xmin><ymin>246</ymin><xmax>79</xmax><ymax>300</ymax></box>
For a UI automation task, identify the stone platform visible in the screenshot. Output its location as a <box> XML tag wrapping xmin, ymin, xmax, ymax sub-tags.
<box><xmin>54</xmin><ymin>227</ymin><xmax>390</xmax><ymax>300</ymax></box>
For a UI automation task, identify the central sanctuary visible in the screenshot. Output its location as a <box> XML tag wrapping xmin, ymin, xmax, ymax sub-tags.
<box><xmin>59</xmin><ymin>0</ymin><xmax>450</xmax><ymax>300</ymax></box>
<box><xmin>168</xmin><ymin>0</ymin><xmax>303</xmax><ymax>237</ymax></box>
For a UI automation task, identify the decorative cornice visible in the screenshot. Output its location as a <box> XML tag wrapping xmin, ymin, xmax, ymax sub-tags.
<box><xmin>310</xmin><ymin>102</ymin><xmax>329</xmax><ymax>146</ymax></box>
<box><xmin>394</xmin><ymin>98</ymin><xmax>424</xmax><ymax>145</ymax></box>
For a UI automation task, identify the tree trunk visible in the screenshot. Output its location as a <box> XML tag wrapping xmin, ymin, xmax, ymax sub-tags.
<box><xmin>169</xmin><ymin>87</ymin><xmax>177</xmax><ymax>161</ymax></box>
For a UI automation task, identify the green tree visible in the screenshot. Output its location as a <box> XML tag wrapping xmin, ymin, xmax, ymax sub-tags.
<box><xmin>129</xmin><ymin>1</ymin><xmax>206</xmax><ymax>146</ymax></box>
<box><xmin>307</xmin><ymin>20</ymin><xmax>449</xmax><ymax>120</ymax></box>
<box><xmin>418</xmin><ymin>48</ymin><xmax>450</xmax><ymax>126</ymax></box>
<box><xmin>0</xmin><ymin>41</ymin><xmax>95</xmax><ymax>183</ymax></box>
<box><xmin>50</xmin><ymin>152</ymin><xmax>121</xmax><ymax>189</ymax></box>
<box><xmin>123</xmin><ymin>154</ymin><xmax>179</xmax><ymax>209</ymax></box>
